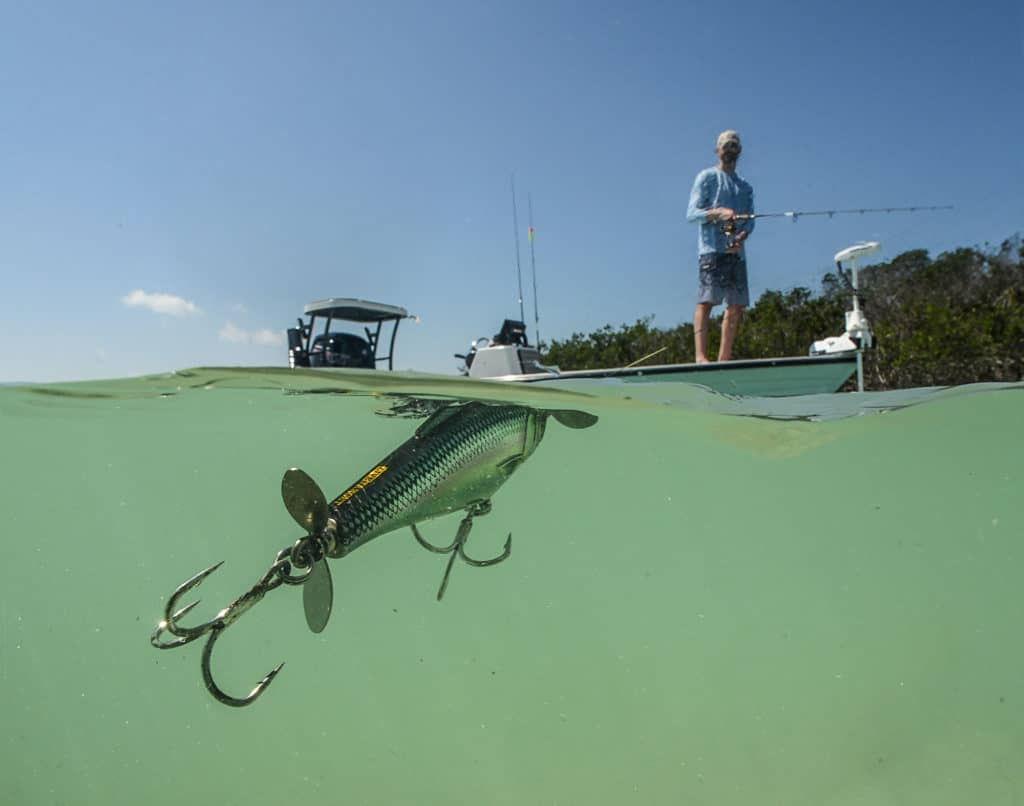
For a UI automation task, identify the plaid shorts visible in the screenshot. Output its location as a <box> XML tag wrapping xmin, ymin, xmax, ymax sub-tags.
<box><xmin>697</xmin><ymin>252</ymin><xmax>749</xmax><ymax>307</ymax></box>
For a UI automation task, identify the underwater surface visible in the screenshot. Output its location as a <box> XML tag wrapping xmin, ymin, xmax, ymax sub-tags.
<box><xmin>1</xmin><ymin>367</ymin><xmax>1022</xmax><ymax>805</ymax></box>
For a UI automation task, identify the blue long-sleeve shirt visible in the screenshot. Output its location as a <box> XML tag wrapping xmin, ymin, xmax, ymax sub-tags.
<box><xmin>686</xmin><ymin>167</ymin><xmax>755</xmax><ymax>257</ymax></box>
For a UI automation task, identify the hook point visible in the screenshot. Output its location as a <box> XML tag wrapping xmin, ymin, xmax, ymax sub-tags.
<box><xmin>171</xmin><ymin>599</ymin><xmax>201</xmax><ymax>622</ymax></box>
<box><xmin>247</xmin><ymin>662</ymin><xmax>286</xmax><ymax>703</ymax></box>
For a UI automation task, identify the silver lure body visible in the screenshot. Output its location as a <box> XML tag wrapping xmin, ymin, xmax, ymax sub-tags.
<box><xmin>326</xmin><ymin>402</ymin><xmax>548</xmax><ymax>557</ymax></box>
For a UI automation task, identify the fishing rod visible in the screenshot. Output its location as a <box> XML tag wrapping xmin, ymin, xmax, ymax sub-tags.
<box><xmin>721</xmin><ymin>204</ymin><xmax>953</xmax><ymax>235</ymax></box>
<box><xmin>527</xmin><ymin>193</ymin><xmax>540</xmax><ymax>348</ymax></box>
<box><xmin>510</xmin><ymin>176</ymin><xmax>526</xmax><ymax>324</ymax></box>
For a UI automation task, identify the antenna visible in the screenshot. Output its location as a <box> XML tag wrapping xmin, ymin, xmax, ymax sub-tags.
<box><xmin>510</xmin><ymin>176</ymin><xmax>525</xmax><ymax>324</ymax></box>
<box><xmin>527</xmin><ymin>193</ymin><xmax>540</xmax><ymax>348</ymax></box>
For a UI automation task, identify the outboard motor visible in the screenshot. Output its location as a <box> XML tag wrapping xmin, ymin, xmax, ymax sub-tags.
<box><xmin>309</xmin><ymin>332</ymin><xmax>374</xmax><ymax>369</ymax></box>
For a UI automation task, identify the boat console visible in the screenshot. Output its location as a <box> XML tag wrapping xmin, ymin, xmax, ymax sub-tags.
<box><xmin>456</xmin><ymin>319</ymin><xmax>551</xmax><ymax>379</ymax></box>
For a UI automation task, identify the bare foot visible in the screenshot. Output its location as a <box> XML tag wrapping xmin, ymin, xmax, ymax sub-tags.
<box><xmin>695</xmin><ymin>356</ymin><xmax>710</xmax><ymax>364</ymax></box>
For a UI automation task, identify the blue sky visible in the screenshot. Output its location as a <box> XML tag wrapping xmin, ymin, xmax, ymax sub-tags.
<box><xmin>1</xmin><ymin>0</ymin><xmax>1021</xmax><ymax>382</ymax></box>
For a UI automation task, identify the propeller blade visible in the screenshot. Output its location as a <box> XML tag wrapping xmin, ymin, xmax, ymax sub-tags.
<box><xmin>281</xmin><ymin>468</ymin><xmax>328</xmax><ymax>535</ymax></box>
<box><xmin>303</xmin><ymin>559</ymin><xmax>334</xmax><ymax>633</ymax></box>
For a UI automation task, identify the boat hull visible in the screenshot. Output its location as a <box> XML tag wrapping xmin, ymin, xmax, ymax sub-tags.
<box><xmin>485</xmin><ymin>352</ymin><xmax>858</xmax><ymax>397</ymax></box>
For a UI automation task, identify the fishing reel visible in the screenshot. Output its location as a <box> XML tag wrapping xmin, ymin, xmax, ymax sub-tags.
<box><xmin>719</xmin><ymin>214</ymin><xmax>756</xmax><ymax>238</ymax></box>
<box><xmin>719</xmin><ymin>217</ymin><xmax>748</xmax><ymax>250</ymax></box>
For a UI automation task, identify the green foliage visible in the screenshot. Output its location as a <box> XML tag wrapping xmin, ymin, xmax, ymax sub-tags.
<box><xmin>733</xmin><ymin>285</ymin><xmax>846</xmax><ymax>360</ymax></box>
<box><xmin>541</xmin><ymin>317</ymin><xmax>694</xmax><ymax>368</ymax></box>
<box><xmin>542</xmin><ymin>236</ymin><xmax>1023</xmax><ymax>390</ymax></box>
<box><xmin>859</xmin><ymin>237</ymin><xmax>1024</xmax><ymax>388</ymax></box>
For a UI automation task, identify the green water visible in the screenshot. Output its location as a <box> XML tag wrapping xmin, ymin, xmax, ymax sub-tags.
<box><xmin>2</xmin><ymin>368</ymin><xmax>1022</xmax><ymax>805</ymax></box>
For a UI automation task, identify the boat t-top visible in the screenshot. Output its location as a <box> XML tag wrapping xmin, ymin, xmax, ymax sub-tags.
<box><xmin>287</xmin><ymin>298</ymin><xmax>410</xmax><ymax>370</ymax></box>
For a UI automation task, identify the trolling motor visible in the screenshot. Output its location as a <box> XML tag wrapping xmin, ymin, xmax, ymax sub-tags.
<box><xmin>809</xmin><ymin>241</ymin><xmax>880</xmax><ymax>392</ymax></box>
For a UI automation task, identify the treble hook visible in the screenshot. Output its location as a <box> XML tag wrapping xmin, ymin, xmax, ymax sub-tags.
<box><xmin>411</xmin><ymin>500</ymin><xmax>512</xmax><ymax>601</ymax></box>
<box><xmin>151</xmin><ymin>551</ymin><xmax>306</xmax><ymax>707</ymax></box>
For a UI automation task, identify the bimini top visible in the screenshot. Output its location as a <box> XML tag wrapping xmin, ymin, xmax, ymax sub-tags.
<box><xmin>303</xmin><ymin>298</ymin><xmax>409</xmax><ymax>322</ymax></box>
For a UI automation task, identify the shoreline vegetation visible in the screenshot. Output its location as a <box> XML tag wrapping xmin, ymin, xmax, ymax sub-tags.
<box><xmin>542</xmin><ymin>236</ymin><xmax>1023</xmax><ymax>391</ymax></box>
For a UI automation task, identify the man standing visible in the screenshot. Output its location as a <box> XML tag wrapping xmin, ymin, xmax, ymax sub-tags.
<box><xmin>685</xmin><ymin>130</ymin><xmax>755</xmax><ymax>362</ymax></box>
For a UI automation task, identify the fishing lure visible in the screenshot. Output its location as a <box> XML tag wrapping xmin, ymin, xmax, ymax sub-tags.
<box><xmin>151</xmin><ymin>401</ymin><xmax>597</xmax><ymax>707</ymax></box>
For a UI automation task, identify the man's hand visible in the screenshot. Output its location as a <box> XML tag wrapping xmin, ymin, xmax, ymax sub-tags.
<box><xmin>726</xmin><ymin>229</ymin><xmax>748</xmax><ymax>254</ymax></box>
<box><xmin>706</xmin><ymin>207</ymin><xmax>735</xmax><ymax>223</ymax></box>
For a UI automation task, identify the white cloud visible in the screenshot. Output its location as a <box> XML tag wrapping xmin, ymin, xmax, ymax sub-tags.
<box><xmin>121</xmin><ymin>289</ymin><xmax>201</xmax><ymax>317</ymax></box>
<box><xmin>251</xmin><ymin>329</ymin><xmax>285</xmax><ymax>347</ymax></box>
<box><xmin>218</xmin><ymin>322</ymin><xmax>248</xmax><ymax>343</ymax></box>
<box><xmin>219</xmin><ymin>321</ymin><xmax>285</xmax><ymax>346</ymax></box>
